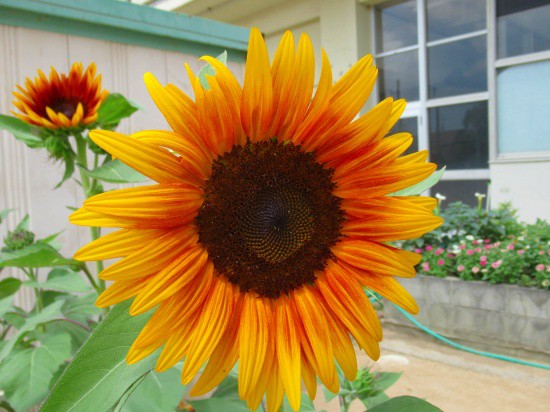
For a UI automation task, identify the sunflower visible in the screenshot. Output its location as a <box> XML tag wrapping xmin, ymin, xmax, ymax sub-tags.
<box><xmin>71</xmin><ymin>28</ymin><xmax>442</xmax><ymax>411</ymax></box>
<box><xmin>12</xmin><ymin>62</ymin><xmax>108</xmax><ymax>129</ymax></box>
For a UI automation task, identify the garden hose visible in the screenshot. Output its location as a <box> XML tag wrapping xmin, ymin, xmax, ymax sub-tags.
<box><xmin>389</xmin><ymin>302</ymin><xmax>550</xmax><ymax>371</ymax></box>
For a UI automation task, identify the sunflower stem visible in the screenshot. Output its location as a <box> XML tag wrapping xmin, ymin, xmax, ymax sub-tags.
<box><xmin>75</xmin><ymin>133</ymin><xmax>106</xmax><ymax>294</ymax></box>
<box><xmin>24</xmin><ymin>267</ymin><xmax>43</xmax><ymax>313</ymax></box>
<box><xmin>80</xmin><ymin>263</ymin><xmax>102</xmax><ymax>295</ymax></box>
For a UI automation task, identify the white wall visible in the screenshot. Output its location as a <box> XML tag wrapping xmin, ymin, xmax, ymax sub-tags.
<box><xmin>0</xmin><ymin>24</ymin><xmax>243</xmax><ymax>309</ymax></box>
<box><xmin>490</xmin><ymin>159</ymin><xmax>550</xmax><ymax>223</ymax></box>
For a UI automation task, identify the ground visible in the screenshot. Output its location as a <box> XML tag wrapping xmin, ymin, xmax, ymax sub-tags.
<box><xmin>314</xmin><ymin>323</ymin><xmax>550</xmax><ymax>412</ymax></box>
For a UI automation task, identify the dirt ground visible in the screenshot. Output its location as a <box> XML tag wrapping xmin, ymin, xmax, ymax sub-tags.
<box><xmin>313</xmin><ymin>324</ymin><xmax>550</xmax><ymax>412</ymax></box>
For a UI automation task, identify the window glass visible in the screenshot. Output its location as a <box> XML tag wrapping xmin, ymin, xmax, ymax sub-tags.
<box><xmin>427</xmin><ymin>0</ymin><xmax>486</xmax><ymax>41</ymax></box>
<box><xmin>497</xmin><ymin>0</ymin><xmax>550</xmax><ymax>58</ymax></box>
<box><xmin>390</xmin><ymin>117</ymin><xmax>419</xmax><ymax>156</ymax></box>
<box><xmin>498</xmin><ymin>60</ymin><xmax>550</xmax><ymax>153</ymax></box>
<box><xmin>428</xmin><ymin>35</ymin><xmax>487</xmax><ymax>98</ymax></box>
<box><xmin>378</xmin><ymin>51</ymin><xmax>419</xmax><ymax>101</ymax></box>
<box><xmin>375</xmin><ymin>0</ymin><xmax>417</xmax><ymax>52</ymax></box>
<box><xmin>432</xmin><ymin>180</ymin><xmax>490</xmax><ymax>208</ymax></box>
<box><xmin>429</xmin><ymin>102</ymin><xmax>488</xmax><ymax>170</ymax></box>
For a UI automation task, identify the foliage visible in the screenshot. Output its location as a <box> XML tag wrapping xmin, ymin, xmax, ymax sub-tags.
<box><xmin>403</xmin><ymin>200</ymin><xmax>550</xmax><ymax>289</ymax></box>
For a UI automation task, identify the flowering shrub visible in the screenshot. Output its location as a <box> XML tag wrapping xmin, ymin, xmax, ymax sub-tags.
<box><xmin>405</xmin><ymin>203</ymin><xmax>550</xmax><ymax>289</ymax></box>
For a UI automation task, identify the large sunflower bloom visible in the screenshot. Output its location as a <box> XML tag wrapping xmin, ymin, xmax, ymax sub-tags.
<box><xmin>71</xmin><ymin>28</ymin><xmax>442</xmax><ymax>411</ymax></box>
<box><xmin>12</xmin><ymin>62</ymin><xmax>108</xmax><ymax>129</ymax></box>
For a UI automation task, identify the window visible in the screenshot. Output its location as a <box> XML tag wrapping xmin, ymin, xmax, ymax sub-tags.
<box><xmin>497</xmin><ymin>60</ymin><xmax>550</xmax><ymax>153</ymax></box>
<box><xmin>497</xmin><ymin>0</ymin><xmax>550</xmax><ymax>58</ymax></box>
<box><xmin>427</xmin><ymin>0</ymin><xmax>486</xmax><ymax>41</ymax></box>
<box><xmin>390</xmin><ymin>116</ymin><xmax>419</xmax><ymax>156</ymax></box>
<box><xmin>432</xmin><ymin>180</ymin><xmax>490</xmax><ymax>208</ymax></box>
<box><xmin>496</xmin><ymin>0</ymin><xmax>550</xmax><ymax>155</ymax></box>
<box><xmin>375</xmin><ymin>0</ymin><xmax>419</xmax><ymax>102</ymax></box>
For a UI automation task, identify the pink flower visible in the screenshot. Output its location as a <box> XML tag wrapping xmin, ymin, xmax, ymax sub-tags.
<box><xmin>466</xmin><ymin>249</ymin><xmax>474</xmax><ymax>256</ymax></box>
<box><xmin>539</xmin><ymin>250</ymin><xmax>545</xmax><ymax>256</ymax></box>
<box><xmin>473</xmin><ymin>240</ymin><xmax>479</xmax><ymax>245</ymax></box>
<box><xmin>535</xmin><ymin>264</ymin><xmax>545</xmax><ymax>271</ymax></box>
<box><xmin>457</xmin><ymin>265</ymin><xmax>465</xmax><ymax>272</ymax></box>
<box><xmin>480</xmin><ymin>255</ymin><xmax>487</xmax><ymax>261</ymax></box>
<box><xmin>517</xmin><ymin>249</ymin><xmax>525</xmax><ymax>255</ymax></box>
<box><xmin>459</xmin><ymin>244</ymin><xmax>466</xmax><ymax>250</ymax></box>
<box><xmin>507</xmin><ymin>244</ymin><xmax>515</xmax><ymax>250</ymax></box>
<box><xmin>494</xmin><ymin>242</ymin><xmax>501</xmax><ymax>247</ymax></box>
<box><xmin>472</xmin><ymin>266</ymin><xmax>480</xmax><ymax>274</ymax></box>
<box><xmin>425</xmin><ymin>245</ymin><xmax>433</xmax><ymax>251</ymax></box>
<box><xmin>475</xmin><ymin>247</ymin><xmax>482</xmax><ymax>253</ymax></box>
<box><xmin>484</xmin><ymin>245</ymin><xmax>491</xmax><ymax>250</ymax></box>
<box><xmin>447</xmin><ymin>253</ymin><xmax>454</xmax><ymax>258</ymax></box>
<box><xmin>415</xmin><ymin>248</ymin><xmax>423</xmax><ymax>254</ymax></box>
<box><xmin>437</xmin><ymin>259</ymin><xmax>445</xmax><ymax>266</ymax></box>
<box><xmin>422</xmin><ymin>262</ymin><xmax>430</xmax><ymax>272</ymax></box>
<box><xmin>491</xmin><ymin>260</ymin><xmax>503</xmax><ymax>269</ymax></box>
<box><xmin>435</xmin><ymin>247</ymin><xmax>444</xmax><ymax>256</ymax></box>
<box><xmin>484</xmin><ymin>239</ymin><xmax>491</xmax><ymax>244</ymax></box>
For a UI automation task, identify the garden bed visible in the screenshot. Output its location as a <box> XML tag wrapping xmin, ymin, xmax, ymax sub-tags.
<box><xmin>383</xmin><ymin>275</ymin><xmax>550</xmax><ymax>354</ymax></box>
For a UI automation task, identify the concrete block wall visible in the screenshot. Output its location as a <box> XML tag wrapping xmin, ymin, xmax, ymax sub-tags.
<box><xmin>384</xmin><ymin>275</ymin><xmax>550</xmax><ymax>354</ymax></box>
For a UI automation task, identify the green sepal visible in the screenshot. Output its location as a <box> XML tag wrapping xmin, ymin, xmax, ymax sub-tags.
<box><xmin>83</xmin><ymin>159</ymin><xmax>148</xmax><ymax>184</ymax></box>
<box><xmin>96</xmin><ymin>93</ymin><xmax>140</xmax><ymax>129</ymax></box>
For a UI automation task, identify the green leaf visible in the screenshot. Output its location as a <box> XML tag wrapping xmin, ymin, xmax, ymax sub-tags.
<box><xmin>391</xmin><ymin>167</ymin><xmax>446</xmax><ymax>196</ymax></box>
<box><xmin>23</xmin><ymin>268</ymin><xmax>89</xmax><ymax>293</ymax></box>
<box><xmin>0</xmin><ymin>296</ymin><xmax>15</xmax><ymax>318</ymax></box>
<box><xmin>368</xmin><ymin>396</ymin><xmax>442</xmax><ymax>412</ymax></box>
<box><xmin>0</xmin><ymin>208</ymin><xmax>14</xmax><ymax>222</ymax></box>
<box><xmin>41</xmin><ymin>300</ymin><xmax>157</xmax><ymax>412</ymax></box>
<box><xmin>60</xmin><ymin>292</ymin><xmax>101</xmax><ymax>325</ymax></box>
<box><xmin>0</xmin><ymin>333</ymin><xmax>71</xmax><ymax>411</ymax></box>
<box><xmin>121</xmin><ymin>367</ymin><xmax>185</xmax><ymax>412</ymax></box>
<box><xmin>372</xmin><ymin>371</ymin><xmax>402</xmax><ymax>393</ymax></box>
<box><xmin>0</xmin><ymin>277</ymin><xmax>22</xmax><ymax>299</ymax></box>
<box><xmin>0</xmin><ymin>114</ymin><xmax>44</xmax><ymax>148</ymax></box>
<box><xmin>0</xmin><ymin>242</ymin><xmax>75</xmax><ymax>268</ymax></box>
<box><xmin>85</xmin><ymin>159</ymin><xmax>148</xmax><ymax>184</ymax></box>
<box><xmin>361</xmin><ymin>392</ymin><xmax>390</xmax><ymax>410</ymax></box>
<box><xmin>96</xmin><ymin>93</ymin><xmax>139</xmax><ymax>127</ymax></box>
<box><xmin>0</xmin><ymin>300</ymin><xmax>64</xmax><ymax>363</ymax></box>
<box><xmin>198</xmin><ymin>51</ymin><xmax>227</xmax><ymax>90</ymax></box>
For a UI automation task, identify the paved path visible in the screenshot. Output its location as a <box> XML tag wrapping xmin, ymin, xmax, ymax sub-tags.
<box><xmin>314</xmin><ymin>324</ymin><xmax>550</xmax><ymax>412</ymax></box>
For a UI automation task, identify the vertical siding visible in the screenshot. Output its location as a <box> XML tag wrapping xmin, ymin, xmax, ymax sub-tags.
<box><xmin>0</xmin><ymin>25</ymin><xmax>244</xmax><ymax>310</ymax></box>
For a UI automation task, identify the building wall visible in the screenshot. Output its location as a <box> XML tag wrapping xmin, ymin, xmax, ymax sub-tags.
<box><xmin>0</xmin><ymin>24</ymin><xmax>244</xmax><ymax>309</ymax></box>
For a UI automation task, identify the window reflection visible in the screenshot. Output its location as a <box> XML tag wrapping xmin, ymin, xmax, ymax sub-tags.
<box><xmin>428</xmin><ymin>35</ymin><xmax>487</xmax><ymax>98</ymax></box>
<box><xmin>429</xmin><ymin>102</ymin><xmax>488</xmax><ymax>170</ymax></box>
<box><xmin>375</xmin><ymin>0</ymin><xmax>417</xmax><ymax>52</ymax></box>
<box><xmin>378</xmin><ymin>51</ymin><xmax>419</xmax><ymax>101</ymax></box>
<box><xmin>497</xmin><ymin>0</ymin><xmax>550</xmax><ymax>58</ymax></box>
<box><xmin>432</xmin><ymin>180</ymin><xmax>490</xmax><ymax>208</ymax></box>
<box><xmin>427</xmin><ymin>0</ymin><xmax>486</xmax><ymax>41</ymax></box>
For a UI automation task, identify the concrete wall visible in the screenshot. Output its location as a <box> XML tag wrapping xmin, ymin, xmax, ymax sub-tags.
<box><xmin>384</xmin><ymin>275</ymin><xmax>550</xmax><ymax>354</ymax></box>
<box><xmin>0</xmin><ymin>24</ymin><xmax>244</xmax><ymax>309</ymax></box>
<box><xmin>490</xmin><ymin>159</ymin><xmax>550</xmax><ymax>223</ymax></box>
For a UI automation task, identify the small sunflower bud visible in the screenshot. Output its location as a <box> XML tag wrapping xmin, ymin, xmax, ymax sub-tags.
<box><xmin>44</xmin><ymin>135</ymin><xmax>71</xmax><ymax>160</ymax></box>
<box><xmin>4</xmin><ymin>228</ymin><xmax>35</xmax><ymax>251</ymax></box>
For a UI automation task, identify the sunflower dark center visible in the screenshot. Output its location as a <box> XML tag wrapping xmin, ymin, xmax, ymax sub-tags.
<box><xmin>51</xmin><ymin>100</ymin><xmax>77</xmax><ymax>119</ymax></box>
<box><xmin>196</xmin><ymin>139</ymin><xmax>344</xmax><ymax>298</ymax></box>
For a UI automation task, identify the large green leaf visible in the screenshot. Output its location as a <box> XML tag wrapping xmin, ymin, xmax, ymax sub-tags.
<box><xmin>198</xmin><ymin>51</ymin><xmax>227</xmax><ymax>90</ymax></box>
<box><xmin>120</xmin><ymin>367</ymin><xmax>185</xmax><ymax>412</ymax></box>
<box><xmin>0</xmin><ymin>243</ymin><xmax>75</xmax><ymax>268</ymax></box>
<box><xmin>0</xmin><ymin>277</ymin><xmax>22</xmax><ymax>299</ymax></box>
<box><xmin>372</xmin><ymin>371</ymin><xmax>402</xmax><ymax>393</ymax></box>
<box><xmin>0</xmin><ymin>300</ymin><xmax>64</xmax><ymax>363</ymax></box>
<box><xmin>391</xmin><ymin>167</ymin><xmax>446</xmax><ymax>196</ymax></box>
<box><xmin>0</xmin><ymin>114</ymin><xmax>44</xmax><ymax>148</ymax></box>
<box><xmin>369</xmin><ymin>396</ymin><xmax>442</xmax><ymax>412</ymax></box>
<box><xmin>84</xmin><ymin>159</ymin><xmax>148</xmax><ymax>184</ymax></box>
<box><xmin>0</xmin><ymin>333</ymin><xmax>71</xmax><ymax>411</ymax></box>
<box><xmin>41</xmin><ymin>300</ymin><xmax>157</xmax><ymax>412</ymax></box>
<box><xmin>60</xmin><ymin>292</ymin><xmax>101</xmax><ymax>325</ymax></box>
<box><xmin>0</xmin><ymin>296</ymin><xmax>15</xmax><ymax>318</ymax></box>
<box><xmin>24</xmin><ymin>268</ymin><xmax>90</xmax><ymax>293</ymax></box>
<box><xmin>96</xmin><ymin>93</ymin><xmax>139</xmax><ymax>127</ymax></box>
